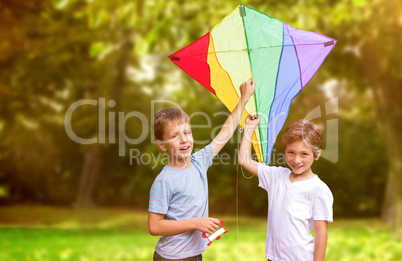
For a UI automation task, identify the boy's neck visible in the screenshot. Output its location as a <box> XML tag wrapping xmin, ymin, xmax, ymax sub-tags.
<box><xmin>167</xmin><ymin>158</ymin><xmax>192</xmax><ymax>169</ymax></box>
<box><xmin>289</xmin><ymin>169</ymin><xmax>315</xmax><ymax>183</ymax></box>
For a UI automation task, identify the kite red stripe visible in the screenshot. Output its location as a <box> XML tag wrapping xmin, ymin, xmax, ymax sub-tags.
<box><xmin>168</xmin><ymin>33</ymin><xmax>215</xmax><ymax>95</ymax></box>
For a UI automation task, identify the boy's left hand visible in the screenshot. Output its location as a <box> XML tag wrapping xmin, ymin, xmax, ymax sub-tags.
<box><xmin>240</xmin><ymin>79</ymin><xmax>256</xmax><ymax>100</ymax></box>
<box><xmin>245</xmin><ymin>114</ymin><xmax>260</xmax><ymax>128</ymax></box>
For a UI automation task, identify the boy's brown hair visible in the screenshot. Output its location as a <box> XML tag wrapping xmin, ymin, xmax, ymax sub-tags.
<box><xmin>281</xmin><ymin>119</ymin><xmax>323</xmax><ymax>158</ymax></box>
<box><xmin>152</xmin><ymin>108</ymin><xmax>190</xmax><ymax>140</ymax></box>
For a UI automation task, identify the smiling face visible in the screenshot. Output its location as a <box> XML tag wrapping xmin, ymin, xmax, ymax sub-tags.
<box><xmin>157</xmin><ymin>121</ymin><xmax>194</xmax><ymax>167</ymax></box>
<box><xmin>285</xmin><ymin>140</ymin><xmax>320</xmax><ymax>178</ymax></box>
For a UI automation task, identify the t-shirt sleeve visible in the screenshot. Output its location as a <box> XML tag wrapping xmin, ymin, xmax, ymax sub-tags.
<box><xmin>192</xmin><ymin>144</ymin><xmax>213</xmax><ymax>169</ymax></box>
<box><xmin>313</xmin><ymin>187</ymin><xmax>334</xmax><ymax>223</ymax></box>
<box><xmin>148</xmin><ymin>179</ymin><xmax>172</xmax><ymax>214</ymax></box>
<box><xmin>258</xmin><ymin>165</ymin><xmax>287</xmax><ymax>191</ymax></box>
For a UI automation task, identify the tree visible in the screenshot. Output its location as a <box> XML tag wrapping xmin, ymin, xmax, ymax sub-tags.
<box><xmin>312</xmin><ymin>0</ymin><xmax>402</xmax><ymax>235</ymax></box>
<box><xmin>359</xmin><ymin>1</ymin><xmax>402</xmax><ymax>236</ymax></box>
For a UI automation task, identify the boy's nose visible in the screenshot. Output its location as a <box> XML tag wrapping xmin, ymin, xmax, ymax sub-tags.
<box><xmin>180</xmin><ymin>134</ymin><xmax>188</xmax><ymax>143</ymax></box>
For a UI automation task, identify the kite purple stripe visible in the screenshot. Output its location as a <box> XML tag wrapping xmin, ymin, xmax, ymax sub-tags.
<box><xmin>287</xmin><ymin>23</ymin><xmax>303</xmax><ymax>91</ymax></box>
<box><xmin>300</xmin><ymin>39</ymin><xmax>337</xmax><ymax>89</ymax></box>
<box><xmin>286</xmin><ymin>24</ymin><xmax>337</xmax><ymax>89</ymax></box>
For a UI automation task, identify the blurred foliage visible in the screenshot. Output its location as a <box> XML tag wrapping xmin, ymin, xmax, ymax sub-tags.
<box><xmin>0</xmin><ymin>0</ymin><xmax>400</xmax><ymax>222</ymax></box>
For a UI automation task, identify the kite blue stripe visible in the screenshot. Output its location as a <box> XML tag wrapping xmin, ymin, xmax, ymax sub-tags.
<box><xmin>266</xmin><ymin>24</ymin><xmax>302</xmax><ymax>163</ymax></box>
<box><xmin>265</xmin><ymin>22</ymin><xmax>285</xmax><ymax>164</ymax></box>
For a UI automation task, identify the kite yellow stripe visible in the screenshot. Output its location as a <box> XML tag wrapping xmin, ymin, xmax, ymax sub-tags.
<box><xmin>253</xmin><ymin>132</ymin><xmax>263</xmax><ymax>163</ymax></box>
<box><xmin>211</xmin><ymin>5</ymin><xmax>241</xmax><ymax>31</ymax></box>
<box><xmin>207</xmin><ymin>34</ymin><xmax>239</xmax><ymax>112</ymax></box>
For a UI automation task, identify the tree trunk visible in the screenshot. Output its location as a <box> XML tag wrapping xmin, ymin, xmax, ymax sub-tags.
<box><xmin>382</xmin><ymin>154</ymin><xmax>402</xmax><ymax>236</ymax></box>
<box><xmin>362</xmin><ymin>42</ymin><xmax>402</xmax><ymax>236</ymax></box>
<box><xmin>74</xmin><ymin>143</ymin><xmax>106</xmax><ymax>208</ymax></box>
<box><xmin>73</xmin><ymin>37</ymin><xmax>134</xmax><ymax>208</ymax></box>
<box><xmin>379</xmin><ymin>100</ymin><xmax>402</xmax><ymax>236</ymax></box>
<box><xmin>380</xmin><ymin>100</ymin><xmax>402</xmax><ymax>236</ymax></box>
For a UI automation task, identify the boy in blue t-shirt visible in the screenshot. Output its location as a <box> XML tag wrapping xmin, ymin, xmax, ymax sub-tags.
<box><xmin>148</xmin><ymin>79</ymin><xmax>255</xmax><ymax>260</ymax></box>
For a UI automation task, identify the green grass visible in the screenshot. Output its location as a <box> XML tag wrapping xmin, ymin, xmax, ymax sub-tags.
<box><xmin>0</xmin><ymin>206</ymin><xmax>402</xmax><ymax>260</ymax></box>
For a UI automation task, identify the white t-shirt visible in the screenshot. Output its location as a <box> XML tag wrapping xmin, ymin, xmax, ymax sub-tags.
<box><xmin>258</xmin><ymin>165</ymin><xmax>333</xmax><ymax>261</ymax></box>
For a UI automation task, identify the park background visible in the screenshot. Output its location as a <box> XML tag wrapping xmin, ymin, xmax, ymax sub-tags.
<box><xmin>0</xmin><ymin>0</ymin><xmax>401</xmax><ymax>260</ymax></box>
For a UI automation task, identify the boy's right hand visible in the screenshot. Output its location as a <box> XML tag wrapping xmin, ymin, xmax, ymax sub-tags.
<box><xmin>245</xmin><ymin>114</ymin><xmax>260</xmax><ymax>129</ymax></box>
<box><xmin>193</xmin><ymin>217</ymin><xmax>220</xmax><ymax>234</ymax></box>
<box><xmin>240</xmin><ymin>79</ymin><xmax>256</xmax><ymax>101</ymax></box>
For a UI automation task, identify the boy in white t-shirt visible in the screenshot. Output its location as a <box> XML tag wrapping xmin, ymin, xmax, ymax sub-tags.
<box><xmin>238</xmin><ymin>116</ymin><xmax>333</xmax><ymax>261</ymax></box>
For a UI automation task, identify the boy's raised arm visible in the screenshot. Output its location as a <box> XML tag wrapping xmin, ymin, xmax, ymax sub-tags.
<box><xmin>238</xmin><ymin>115</ymin><xmax>260</xmax><ymax>176</ymax></box>
<box><xmin>210</xmin><ymin>79</ymin><xmax>255</xmax><ymax>158</ymax></box>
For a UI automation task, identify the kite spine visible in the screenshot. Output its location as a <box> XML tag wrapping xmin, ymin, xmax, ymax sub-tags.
<box><xmin>239</xmin><ymin>4</ymin><xmax>253</xmax><ymax>81</ymax></box>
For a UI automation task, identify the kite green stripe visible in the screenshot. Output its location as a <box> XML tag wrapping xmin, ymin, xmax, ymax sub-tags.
<box><xmin>242</xmin><ymin>5</ymin><xmax>283</xmax><ymax>163</ymax></box>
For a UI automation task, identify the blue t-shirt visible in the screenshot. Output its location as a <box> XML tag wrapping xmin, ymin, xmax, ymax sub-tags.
<box><xmin>148</xmin><ymin>145</ymin><xmax>213</xmax><ymax>259</ymax></box>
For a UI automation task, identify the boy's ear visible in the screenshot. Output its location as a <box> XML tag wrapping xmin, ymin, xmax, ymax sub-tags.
<box><xmin>314</xmin><ymin>149</ymin><xmax>322</xmax><ymax>160</ymax></box>
<box><xmin>156</xmin><ymin>140</ymin><xmax>167</xmax><ymax>152</ymax></box>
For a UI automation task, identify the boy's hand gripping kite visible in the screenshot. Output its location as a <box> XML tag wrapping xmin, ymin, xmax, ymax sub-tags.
<box><xmin>202</xmin><ymin>220</ymin><xmax>228</xmax><ymax>246</ymax></box>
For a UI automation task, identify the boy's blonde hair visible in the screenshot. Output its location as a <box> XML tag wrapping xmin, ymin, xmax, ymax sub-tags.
<box><xmin>152</xmin><ymin>108</ymin><xmax>190</xmax><ymax>140</ymax></box>
<box><xmin>281</xmin><ymin>119</ymin><xmax>322</xmax><ymax>158</ymax></box>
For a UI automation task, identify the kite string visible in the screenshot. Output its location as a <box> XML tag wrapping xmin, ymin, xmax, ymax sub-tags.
<box><xmin>236</xmin><ymin>127</ymin><xmax>253</xmax><ymax>261</ymax></box>
<box><xmin>236</xmin><ymin>157</ymin><xmax>240</xmax><ymax>261</ymax></box>
<box><xmin>236</xmin><ymin>127</ymin><xmax>241</xmax><ymax>261</ymax></box>
<box><xmin>238</xmin><ymin>127</ymin><xmax>254</xmax><ymax>180</ymax></box>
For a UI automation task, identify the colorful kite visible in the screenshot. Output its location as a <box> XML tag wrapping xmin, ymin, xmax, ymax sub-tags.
<box><xmin>169</xmin><ymin>4</ymin><xmax>337</xmax><ymax>163</ymax></box>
